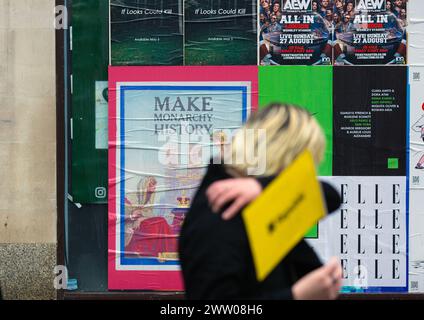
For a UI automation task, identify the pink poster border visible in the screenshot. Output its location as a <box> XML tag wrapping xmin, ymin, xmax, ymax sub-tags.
<box><xmin>108</xmin><ymin>66</ymin><xmax>258</xmax><ymax>290</ymax></box>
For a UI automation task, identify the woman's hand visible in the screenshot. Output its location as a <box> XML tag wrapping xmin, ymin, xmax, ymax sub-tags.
<box><xmin>292</xmin><ymin>257</ymin><xmax>343</xmax><ymax>300</ymax></box>
<box><xmin>206</xmin><ymin>178</ymin><xmax>263</xmax><ymax>220</ymax></box>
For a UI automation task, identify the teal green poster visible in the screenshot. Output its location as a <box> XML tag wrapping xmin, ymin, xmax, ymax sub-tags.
<box><xmin>71</xmin><ymin>0</ymin><xmax>109</xmax><ymax>204</ymax></box>
<box><xmin>259</xmin><ymin>66</ymin><xmax>333</xmax><ymax>237</ymax></box>
<box><xmin>259</xmin><ymin>66</ymin><xmax>333</xmax><ymax>176</ymax></box>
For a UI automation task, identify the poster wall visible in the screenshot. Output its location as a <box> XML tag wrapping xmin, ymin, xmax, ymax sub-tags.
<box><xmin>69</xmin><ymin>1</ymin><xmax>412</xmax><ymax>205</ymax></box>
<box><xmin>108</xmin><ymin>0</ymin><xmax>410</xmax><ymax>67</ymax></box>
<box><xmin>108</xmin><ymin>66</ymin><xmax>257</xmax><ymax>290</ymax></box>
<box><xmin>67</xmin><ymin>1</ymin><xmax>424</xmax><ymax>294</ymax></box>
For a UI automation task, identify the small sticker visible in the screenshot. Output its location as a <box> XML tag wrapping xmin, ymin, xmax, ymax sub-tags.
<box><xmin>95</xmin><ymin>81</ymin><xmax>108</xmax><ymax>150</ymax></box>
<box><xmin>95</xmin><ymin>187</ymin><xmax>107</xmax><ymax>199</ymax></box>
<box><xmin>388</xmin><ymin>158</ymin><xmax>399</xmax><ymax>169</ymax></box>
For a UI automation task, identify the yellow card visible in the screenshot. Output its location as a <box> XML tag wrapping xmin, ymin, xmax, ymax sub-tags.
<box><xmin>242</xmin><ymin>150</ymin><xmax>326</xmax><ymax>282</ymax></box>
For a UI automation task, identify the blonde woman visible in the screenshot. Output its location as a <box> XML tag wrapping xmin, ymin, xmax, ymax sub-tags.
<box><xmin>179</xmin><ymin>103</ymin><xmax>342</xmax><ymax>300</ymax></box>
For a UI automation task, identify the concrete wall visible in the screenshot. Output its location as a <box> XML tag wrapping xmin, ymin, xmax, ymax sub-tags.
<box><xmin>0</xmin><ymin>0</ymin><xmax>56</xmax><ymax>299</ymax></box>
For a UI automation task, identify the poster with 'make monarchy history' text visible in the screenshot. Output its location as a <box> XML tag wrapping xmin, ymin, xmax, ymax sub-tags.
<box><xmin>108</xmin><ymin>66</ymin><xmax>257</xmax><ymax>290</ymax></box>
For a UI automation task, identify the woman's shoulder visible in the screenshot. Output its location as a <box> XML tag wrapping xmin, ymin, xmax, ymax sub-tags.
<box><xmin>180</xmin><ymin>161</ymin><xmax>247</xmax><ymax>247</ymax></box>
<box><xmin>182</xmin><ymin>195</ymin><xmax>245</xmax><ymax>243</ymax></box>
<box><xmin>180</xmin><ymin>198</ymin><xmax>246</xmax><ymax>253</ymax></box>
<box><xmin>183</xmin><ymin>161</ymin><xmax>233</xmax><ymax>220</ymax></box>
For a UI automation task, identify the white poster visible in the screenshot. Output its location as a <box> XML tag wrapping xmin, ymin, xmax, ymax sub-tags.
<box><xmin>407</xmin><ymin>0</ymin><xmax>424</xmax><ymax>65</ymax></box>
<box><xmin>409</xmin><ymin>67</ymin><xmax>424</xmax><ymax>187</ymax></box>
<box><xmin>95</xmin><ymin>81</ymin><xmax>109</xmax><ymax>150</ymax></box>
<box><xmin>308</xmin><ymin>176</ymin><xmax>408</xmax><ymax>292</ymax></box>
<box><xmin>409</xmin><ymin>66</ymin><xmax>424</xmax><ymax>292</ymax></box>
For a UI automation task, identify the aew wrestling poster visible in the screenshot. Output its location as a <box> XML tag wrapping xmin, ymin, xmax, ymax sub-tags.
<box><xmin>108</xmin><ymin>66</ymin><xmax>257</xmax><ymax>290</ymax></box>
<box><xmin>333</xmin><ymin>0</ymin><xmax>407</xmax><ymax>65</ymax></box>
<box><xmin>184</xmin><ymin>0</ymin><xmax>257</xmax><ymax>65</ymax></box>
<box><xmin>110</xmin><ymin>0</ymin><xmax>183</xmax><ymax>66</ymax></box>
<box><xmin>259</xmin><ymin>0</ymin><xmax>333</xmax><ymax>65</ymax></box>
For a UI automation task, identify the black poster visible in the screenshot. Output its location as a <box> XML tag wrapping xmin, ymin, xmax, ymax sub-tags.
<box><xmin>110</xmin><ymin>0</ymin><xmax>183</xmax><ymax>66</ymax></box>
<box><xmin>333</xmin><ymin>66</ymin><xmax>407</xmax><ymax>176</ymax></box>
<box><xmin>185</xmin><ymin>0</ymin><xmax>257</xmax><ymax>65</ymax></box>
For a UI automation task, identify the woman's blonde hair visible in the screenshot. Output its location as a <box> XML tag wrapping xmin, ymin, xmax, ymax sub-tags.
<box><xmin>224</xmin><ymin>103</ymin><xmax>326</xmax><ymax>177</ymax></box>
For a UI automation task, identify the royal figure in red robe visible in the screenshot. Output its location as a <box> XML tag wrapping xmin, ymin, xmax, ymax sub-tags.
<box><xmin>124</xmin><ymin>176</ymin><xmax>186</xmax><ymax>260</ymax></box>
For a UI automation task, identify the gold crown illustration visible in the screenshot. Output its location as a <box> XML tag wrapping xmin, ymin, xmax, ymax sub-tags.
<box><xmin>177</xmin><ymin>194</ymin><xmax>191</xmax><ymax>208</ymax></box>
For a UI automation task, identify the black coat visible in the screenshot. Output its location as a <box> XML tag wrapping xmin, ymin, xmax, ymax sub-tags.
<box><xmin>179</xmin><ymin>163</ymin><xmax>341</xmax><ymax>300</ymax></box>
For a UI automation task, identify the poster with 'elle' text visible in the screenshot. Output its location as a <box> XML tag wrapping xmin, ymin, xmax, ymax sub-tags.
<box><xmin>309</xmin><ymin>66</ymin><xmax>408</xmax><ymax>293</ymax></box>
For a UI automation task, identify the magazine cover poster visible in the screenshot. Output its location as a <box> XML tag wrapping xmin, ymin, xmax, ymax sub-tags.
<box><xmin>184</xmin><ymin>0</ymin><xmax>257</xmax><ymax>65</ymax></box>
<box><xmin>259</xmin><ymin>0</ymin><xmax>333</xmax><ymax>65</ymax></box>
<box><xmin>333</xmin><ymin>0</ymin><xmax>407</xmax><ymax>65</ymax></box>
<box><xmin>110</xmin><ymin>0</ymin><xmax>183</xmax><ymax>66</ymax></box>
<box><xmin>308</xmin><ymin>176</ymin><xmax>408</xmax><ymax>292</ymax></box>
<box><xmin>108</xmin><ymin>66</ymin><xmax>257</xmax><ymax>290</ymax></box>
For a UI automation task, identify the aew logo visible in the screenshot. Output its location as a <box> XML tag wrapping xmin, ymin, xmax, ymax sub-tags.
<box><xmin>356</xmin><ymin>0</ymin><xmax>386</xmax><ymax>12</ymax></box>
<box><xmin>283</xmin><ymin>0</ymin><xmax>312</xmax><ymax>12</ymax></box>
